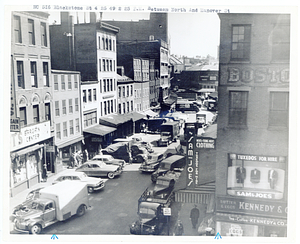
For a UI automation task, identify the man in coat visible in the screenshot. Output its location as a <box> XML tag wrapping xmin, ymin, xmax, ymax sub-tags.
<box><xmin>190</xmin><ymin>205</ymin><xmax>200</xmax><ymax>229</ymax></box>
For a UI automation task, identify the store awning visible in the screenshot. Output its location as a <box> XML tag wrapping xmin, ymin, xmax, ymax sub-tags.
<box><xmin>99</xmin><ymin>114</ymin><xmax>132</xmax><ymax>127</ymax></box>
<box><xmin>12</xmin><ymin>144</ymin><xmax>44</xmax><ymax>155</ymax></box>
<box><xmin>143</xmin><ymin>109</ymin><xmax>158</xmax><ymax>118</ymax></box>
<box><xmin>83</xmin><ymin>124</ymin><xmax>116</xmax><ymax>136</ymax></box>
<box><xmin>126</xmin><ymin>111</ymin><xmax>146</xmax><ymax>122</ymax></box>
<box><xmin>56</xmin><ymin>135</ymin><xmax>84</xmax><ymax>149</ymax></box>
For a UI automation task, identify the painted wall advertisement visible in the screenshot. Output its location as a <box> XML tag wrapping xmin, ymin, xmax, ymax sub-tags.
<box><xmin>10</xmin><ymin>121</ymin><xmax>51</xmax><ymax>151</ymax></box>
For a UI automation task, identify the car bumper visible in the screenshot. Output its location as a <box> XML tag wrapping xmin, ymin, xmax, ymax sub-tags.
<box><xmin>92</xmin><ymin>182</ymin><xmax>105</xmax><ymax>191</ymax></box>
<box><xmin>139</xmin><ymin>167</ymin><xmax>157</xmax><ymax>172</ymax></box>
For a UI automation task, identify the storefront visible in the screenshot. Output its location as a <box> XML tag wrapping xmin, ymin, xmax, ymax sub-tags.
<box><xmin>215</xmin><ymin>153</ymin><xmax>288</xmax><ymax>237</ymax></box>
<box><xmin>10</xmin><ymin>121</ymin><xmax>53</xmax><ymax>197</ymax></box>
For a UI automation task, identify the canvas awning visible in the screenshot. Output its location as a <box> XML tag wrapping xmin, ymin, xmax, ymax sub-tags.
<box><xmin>99</xmin><ymin>114</ymin><xmax>132</xmax><ymax>127</ymax></box>
<box><xmin>125</xmin><ymin>111</ymin><xmax>146</xmax><ymax>122</ymax></box>
<box><xmin>83</xmin><ymin>124</ymin><xmax>116</xmax><ymax>136</ymax></box>
<box><xmin>56</xmin><ymin>135</ymin><xmax>84</xmax><ymax>149</ymax></box>
<box><xmin>142</xmin><ymin>110</ymin><xmax>158</xmax><ymax>118</ymax></box>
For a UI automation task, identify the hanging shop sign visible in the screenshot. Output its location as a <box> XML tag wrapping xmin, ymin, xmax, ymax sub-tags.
<box><xmin>196</xmin><ymin>137</ymin><xmax>216</xmax><ymax>149</ymax></box>
<box><xmin>10</xmin><ymin>121</ymin><xmax>51</xmax><ymax>151</ymax></box>
<box><xmin>216</xmin><ymin>196</ymin><xmax>287</xmax><ymax>218</ymax></box>
<box><xmin>10</xmin><ymin>118</ymin><xmax>20</xmax><ymax>132</ymax></box>
<box><xmin>185</xmin><ymin>123</ymin><xmax>197</xmax><ymax>188</ymax></box>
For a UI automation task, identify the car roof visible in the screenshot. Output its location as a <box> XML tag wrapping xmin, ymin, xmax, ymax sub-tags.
<box><xmin>93</xmin><ymin>155</ymin><xmax>112</xmax><ymax>159</ymax></box>
<box><xmin>57</xmin><ymin>171</ymin><xmax>85</xmax><ymax>177</ymax></box>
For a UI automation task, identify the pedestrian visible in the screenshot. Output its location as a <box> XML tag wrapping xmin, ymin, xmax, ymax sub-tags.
<box><xmin>173</xmin><ymin>220</ymin><xmax>184</xmax><ymax>236</ymax></box>
<box><xmin>42</xmin><ymin>163</ymin><xmax>48</xmax><ymax>182</ymax></box>
<box><xmin>190</xmin><ymin>204</ymin><xmax>200</xmax><ymax>229</ymax></box>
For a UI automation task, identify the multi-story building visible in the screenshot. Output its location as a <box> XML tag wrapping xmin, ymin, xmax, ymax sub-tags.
<box><xmin>215</xmin><ymin>13</ymin><xmax>290</xmax><ymax>237</ymax></box>
<box><xmin>51</xmin><ymin>70</ymin><xmax>83</xmax><ymax>168</ymax></box>
<box><xmin>10</xmin><ymin>11</ymin><xmax>54</xmax><ymax>196</ymax></box>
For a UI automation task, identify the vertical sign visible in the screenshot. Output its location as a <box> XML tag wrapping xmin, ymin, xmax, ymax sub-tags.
<box><xmin>11</xmin><ymin>56</ymin><xmax>17</xmax><ymax>120</ymax></box>
<box><xmin>185</xmin><ymin>123</ymin><xmax>197</xmax><ymax>188</ymax></box>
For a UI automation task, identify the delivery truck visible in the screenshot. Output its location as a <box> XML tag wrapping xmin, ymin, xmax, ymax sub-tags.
<box><xmin>158</xmin><ymin>121</ymin><xmax>180</xmax><ymax>147</ymax></box>
<box><xmin>13</xmin><ymin>181</ymin><xmax>90</xmax><ymax>234</ymax></box>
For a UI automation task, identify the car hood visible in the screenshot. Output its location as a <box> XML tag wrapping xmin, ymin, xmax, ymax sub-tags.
<box><xmin>15</xmin><ymin>209</ymin><xmax>42</xmax><ymax>219</ymax></box>
<box><xmin>82</xmin><ymin>177</ymin><xmax>103</xmax><ymax>183</ymax></box>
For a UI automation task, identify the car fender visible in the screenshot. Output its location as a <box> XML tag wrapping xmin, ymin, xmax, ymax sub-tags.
<box><xmin>27</xmin><ymin>219</ymin><xmax>46</xmax><ymax>229</ymax></box>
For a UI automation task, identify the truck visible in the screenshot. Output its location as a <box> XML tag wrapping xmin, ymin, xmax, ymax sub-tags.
<box><xmin>13</xmin><ymin>181</ymin><xmax>90</xmax><ymax>234</ymax></box>
<box><xmin>101</xmin><ymin>142</ymin><xmax>131</xmax><ymax>162</ymax></box>
<box><xmin>137</xmin><ymin>153</ymin><xmax>165</xmax><ymax>173</ymax></box>
<box><xmin>158</xmin><ymin>121</ymin><xmax>180</xmax><ymax>147</ymax></box>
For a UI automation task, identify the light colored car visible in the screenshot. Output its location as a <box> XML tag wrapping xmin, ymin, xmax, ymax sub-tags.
<box><xmin>92</xmin><ymin>154</ymin><xmax>125</xmax><ymax>169</ymax></box>
<box><xmin>76</xmin><ymin>161</ymin><xmax>123</xmax><ymax>179</ymax></box>
<box><xmin>53</xmin><ymin>171</ymin><xmax>105</xmax><ymax>193</ymax></box>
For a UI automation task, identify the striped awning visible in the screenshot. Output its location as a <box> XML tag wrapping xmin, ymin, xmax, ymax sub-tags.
<box><xmin>175</xmin><ymin>191</ymin><xmax>212</xmax><ymax>204</ymax></box>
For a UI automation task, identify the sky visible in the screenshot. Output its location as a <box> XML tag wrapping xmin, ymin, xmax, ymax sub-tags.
<box><xmin>48</xmin><ymin>11</ymin><xmax>220</xmax><ymax>58</ymax></box>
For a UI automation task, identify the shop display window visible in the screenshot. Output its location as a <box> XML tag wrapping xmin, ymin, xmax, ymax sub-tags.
<box><xmin>227</xmin><ymin>154</ymin><xmax>286</xmax><ymax>200</ymax></box>
<box><xmin>11</xmin><ymin>154</ymin><xmax>27</xmax><ymax>184</ymax></box>
<box><xmin>26</xmin><ymin>153</ymin><xmax>38</xmax><ymax>178</ymax></box>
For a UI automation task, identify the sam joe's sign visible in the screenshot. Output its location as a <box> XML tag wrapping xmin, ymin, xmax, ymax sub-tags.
<box><xmin>216</xmin><ymin>196</ymin><xmax>287</xmax><ymax>218</ymax></box>
<box><xmin>10</xmin><ymin>121</ymin><xmax>51</xmax><ymax>151</ymax></box>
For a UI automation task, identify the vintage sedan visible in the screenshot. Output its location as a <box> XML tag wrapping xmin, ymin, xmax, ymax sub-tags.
<box><xmin>76</xmin><ymin>161</ymin><xmax>122</xmax><ymax>179</ymax></box>
<box><xmin>91</xmin><ymin>154</ymin><xmax>125</xmax><ymax>169</ymax></box>
<box><xmin>11</xmin><ymin>187</ymin><xmax>44</xmax><ymax>221</ymax></box>
<box><xmin>138</xmin><ymin>153</ymin><xmax>165</xmax><ymax>173</ymax></box>
<box><xmin>53</xmin><ymin>171</ymin><xmax>105</xmax><ymax>193</ymax></box>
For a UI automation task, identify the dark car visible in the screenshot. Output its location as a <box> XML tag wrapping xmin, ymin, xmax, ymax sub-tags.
<box><xmin>76</xmin><ymin>161</ymin><xmax>122</xmax><ymax>179</ymax></box>
<box><xmin>151</xmin><ymin>155</ymin><xmax>186</xmax><ymax>183</ymax></box>
<box><xmin>11</xmin><ymin>187</ymin><xmax>44</xmax><ymax>221</ymax></box>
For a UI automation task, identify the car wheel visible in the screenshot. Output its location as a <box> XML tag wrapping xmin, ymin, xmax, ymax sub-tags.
<box><xmin>30</xmin><ymin>224</ymin><xmax>42</xmax><ymax>234</ymax></box>
<box><xmin>107</xmin><ymin>172</ymin><xmax>115</xmax><ymax>179</ymax></box>
<box><xmin>76</xmin><ymin>204</ymin><xmax>86</xmax><ymax>217</ymax></box>
<box><xmin>88</xmin><ymin>187</ymin><xmax>94</xmax><ymax>193</ymax></box>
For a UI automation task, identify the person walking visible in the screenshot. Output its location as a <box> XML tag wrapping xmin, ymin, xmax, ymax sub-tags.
<box><xmin>190</xmin><ymin>205</ymin><xmax>200</xmax><ymax>229</ymax></box>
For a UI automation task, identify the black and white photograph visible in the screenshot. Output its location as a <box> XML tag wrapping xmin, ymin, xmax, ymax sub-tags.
<box><xmin>1</xmin><ymin>0</ymin><xmax>299</xmax><ymax>243</ymax></box>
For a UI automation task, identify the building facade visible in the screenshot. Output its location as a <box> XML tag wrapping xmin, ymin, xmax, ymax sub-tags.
<box><xmin>10</xmin><ymin>11</ymin><xmax>54</xmax><ymax>196</ymax></box>
<box><xmin>52</xmin><ymin>70</ymin><xmax>83</xmax><ymax>168</ymax></box>
<box><xmin>215</xmin><ymin>14</ymin><xmax>290</xmax><ymax>237</ymax></box>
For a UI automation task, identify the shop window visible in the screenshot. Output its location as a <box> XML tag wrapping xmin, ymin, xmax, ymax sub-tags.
<box><xmin>269</xmin><ymin>92</ymin><xmax>289</xmax><ymax>127</ymax></box>
<box><xmin>43</xmin><ymin>62</ymin><xmax>49</xmax><ymax>87</ymax></box>
<box><xmin>55</xmin><ymin>101</ymin><xmax>59</xmax><ymax>116</ymax></box>
<box><xmin>63</xmin><ymin>122</ymin><xmax>68</xmax><ymax>137</ymax></box>
<box><xmin>56</xmin><ymin>123</ymin><xmax>61</xmax><ymax>139</ymax></box>
<box><xmin>227</xmin><ymin>153</ymin><xmax>286</xmax><ymax>200</ymax></box>
<box><xmin>75</xmin><ymin>98</ymin><xmax>79</xmax><ymax>112</ymax></box>
<box><xmin>228</xmin><ymin>91</ymin><xmax>248</xmax><ymax>126</ymax></box>
<box><xmin>70</xmin><ymin>120</ymin><xmax>74</xmax><ymax>135</ymax></box>
<box><xmin>41</xmin><ymin>22</ymin><xmax>47</xmax><ymax>47</ymax></box>
<box><xmin>14</xmin><ymin>15</ymin><xmax>22</xmax><ymax>43</ymax></box>
<box><xmin>30</xmin><ymin>61</ymin><xmax>37</xmax><ymax>87</ymax></box>
<box><xmin>33</xmin><ymin>105</ymin><xmax>39</xmax><ymax>123</ymax></box>
<box><xmin>28</xmin><ymin>19</ymin><xmax>35</xmax><ymax>45</ymax></box>
<box><xmin>69</xmin><ymin>99</ymin><xmax>73</xmax><ymax>113</ymax></box>
<box><xmin>62</xmin><ymin>100</ymin><xmax>66</xmax><ymax>115</ymax></box>
<box><xmin>61</xmin><ymin>75</ymin><xmax>65</xmax><ymax>90</ymax></box>
<box><xmin>231</xmin><ymin>25</ymin><xmax>251</xmax><ymax>61</ymax></box>
<box><xmin>12</xmin><ymin>154</ymin><xmax>27</xmax><ymax>184</ymax></box>
<box><xmin>19</xmin><ymin>107</ymin><xmax>27</xmax><ymax>126</ymax></box>
<box><xmin>272</xmin><ymin>24</ymin><xmax>290</xmax><ymax>62</ymax></box>
<box><xmin>17</xmin><ymin>61</ymin><xmax>25</xmax><ymax>89</ymax></box>
<box><xmin>45</xmin><ymin>103</ymin><xmax>51</xmax><ymax>121</ymax></box>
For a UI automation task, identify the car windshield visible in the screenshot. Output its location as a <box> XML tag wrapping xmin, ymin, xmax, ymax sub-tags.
<box><xmin>31</xmin><ymin>202</ymin><xmax>44</xmax><ymax>211</ymax></box>
<box><xmin>139</xmin><ymin>208</ymin><xmax>156</xmax><ymax>219</ymax></box>
<box><xmin>156</xmin><ymin>180</ymin><xmax>169</xmax><ymax>186</ymax></box>
<box><xmin>161</xmin><ymin>132</ymin><xmax>171</xmax><ymax>136</ymax></box>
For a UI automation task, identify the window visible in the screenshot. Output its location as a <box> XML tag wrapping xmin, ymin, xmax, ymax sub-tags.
<box><xmin>106</xmin><ymin>79</ymin><xmax>109</xmax><ymax>92</ymax></box>
<box><xmin>17</xmin><ymin>61</ymin><xmax>24</xmax><ymax>88</ymax></box>
<box><xmin>123</xmin><ymin>87</ymin><xmax>125</xmax><ymax>97</ymax></box>
<box><xmin>61</xmin><ymin>75</ymin><xmax>65</xmax><ymax>90</ymax></box>
<box><xmin>107</xmin><ymin>100</ymin><xmax>110</xmax><ymax>114</ymax></box>
<box><xmin>31</xmin><ymin>62</ymin><xmax>37</xmax><ymax>87</ymax></box>
<box><xmin>106</xmin><ymin>60</ymin><xmax>109</xmax><ymax>72</ymax></box>
<box><xmin>55</xmin><ymin>101</ymin><xmax>60</xmax><ymax>116</ymax></box>
<box><xmin>269</xmin><ymin>92</ymin><xmax>289</xmax><ymax>127</ymax></box>
<box><xmin>75</xmin><ymin>98</ymin><xmax>79</xmax><ymax>112</ymax></box>
<box><xmin>103</xmin><ymin>59</ymin><xmax>106</xmax><ymax>71</ymax></box>
<box><xmin>123</xmin><ymin>102</ymin><xmax>126</xmax><ymax>114</ymax></box>
<box><xmin>99</xmin><ymin>59</ymin><xmax>101</xmax><ymax>71</ymax></box>
<box><xmin>14</xmin><ymin>16</ymin><xmax>22</xmax><ymax>43</ymax></box>
<box><xmin>109</xmin><ymin>39</ymin><xmax>112</xmax><ymax>50</ymax></box>
<box><xmin>231</xmin><ymin>25</ymin><xmax>251</xmax><ymax>61</ymax></box>
<box><xmin>93</xmin><ymin>89</ymin><xmax>97</xmax><ymax>101</ymax></box>
<box><xmin>110</xmin><ymin>60</ymin><xmax>112</xmax><ymax>71</ymax></box>
<box><xmin>56</xmin><ymin>123</ymin><xmax>61</xmax><ymax>139</ymax></box>
<box><xmin>70</xmin><ymin>120</ymin><xmax>74</xmax><ymax>135</ymax></box>
<box><xmin>41</xmin><ymin>22</ymin><xmax>47</xmax><ymax>46</ymax></box>
<box><xmin>33</xmin><ymin>105</ymin><xmax>39</xmax><ymax>123</ymax></box>
<box><xmin>113</xmin><ymin>40</ymin><xmax>115</xmax><ymax>51</ymax></box>
<box><xmin>84</xmin><ymin>111</ymin><xmax>97</xmax><ymax>127</ymax></box>
<box><xmin>119</xmin><ymin>103</ymin><xmax>122</xmax><ymax>114</ymax></box>
<box><xmin>45</xmin><ymin>103</ymin><xmax>51</xmax><ymax>121</ymax></box>
<box><xmin>19</xmin><ymin>107</ymin><xmax>27</xmax><ymax>126</ymax></box>
<box><xmin>127</xmin><ymin>101</ymin><xmax>129</xmax><ymax>113</ymax></box>
<box><xmin>28</xmin><ymin>19</ymin><xmax>35</xmax><ymax>45</ymax></box>
<box><xmin>114</xmin><ymin>60</ymin><xmax>116</xmax><ymax>71</ymax></box>
<box><xmin>62</xmin><ymin>100</ymin><xmax>66</xmax><ymax>115</ymax></box>
<box><xmin>104</xmin><ymin>101</ymin><xmax>107</xmax><ymax>115</ymax></box>
<box><xmin>103</xmin><ymin>79</ymin><xmax>106</xmax><ymax>92</ymax></box>
<box><xmin>63</xmin><ymin>122</ymin><xmax>68</xmax><ymax>137</ymax></box>
<box><xmin>102</xmin><ymin>37</ymin><xmax>105</xmax><ymax>49</ymax></box>
<box><xmin>69</xmin><ymin>99</ymin><xmax>73</xmax><ymax>113</ymax></box>
<box><xmin>75</xmin><ymin>118</ymin><xmax>79</xmax><ymax>133</ymax></box>
<box><xmin>83</xmin><ymin>90</ymin><xmax>87</xmax><ymax>103</ymax></box>
<box><xmin>106</xmin><ymin>38</ymin><xmax>108</xmax><ymax>50</ymax></box>
<box><xmin>110</xmin><ymin>79</ymin><xmax>113</xmax><ymax>91</ymax></box>
<box><xmin>68</xmin><ymin>75</ymin><xmax>72</xmax><ymax>89</ymax></box>
<box><xmin>229</xmin><ymin>91</ymin><xmax>248</xmax><ymax>126</ymax></box>
<box><xmin>131</xmin><ymin>101</ymin><xmax>133</xmax><ymax>111</ymax></box>
<box><xmin>272</xmin><ymin>25</ymin><xmax>290</xmax><ymax>61</ymax></box>
<box><xmin>131</xmin><ymin>85</ymin><xmax>133</xmax><ymax>96</ymax></box>
<box><xmin>74</xmin><ymin>75</ymin><xmax>78</xmax><ymax>89</ymax></box>
<box><xmin>127</xmin><ymin>85</ymin><xmax>129</xmax><ymax>97</ymax></box>
<box><xmin>111</xmin><ymin>100</ymin><xmax>113</xmax><ymax>113</ymax></box>
<box><xmin>88</xmin><ymin>89</ymin><xmax>92</xmax><ymax>102</ymax></box>
<box><xmin>43</xmin><ymin>62</ymin><xmax>49</xmax><ymax>87</ymax></box>
<box><xmin>118</xmin><ymin>87</ymin><xmax>121</xmax><ymax>97</ymax></box>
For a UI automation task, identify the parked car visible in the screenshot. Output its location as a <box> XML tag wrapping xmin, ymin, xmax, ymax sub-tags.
<box><xmin>76</xmin><ymin>161</ymin><xmax>122</xmax><ymax>179</ymax></box>
<box><xmin>91</xmin><ymin>154</ymin><xmax>125</xmax><ymax>169</ymax></box>
<box><xmin>53</xmin><ymin>171</ymin><xmax>105</xmax><ymax>193</ymax></box>
<box><xmin>10</xmin><ymin>187</ymin><xmax>44</xmax><ymax>221</ymax></box>
<box><xmin>137</xmin><ymin>153</ymin><xmax>165</xmax><ymax>173</ymax></box>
